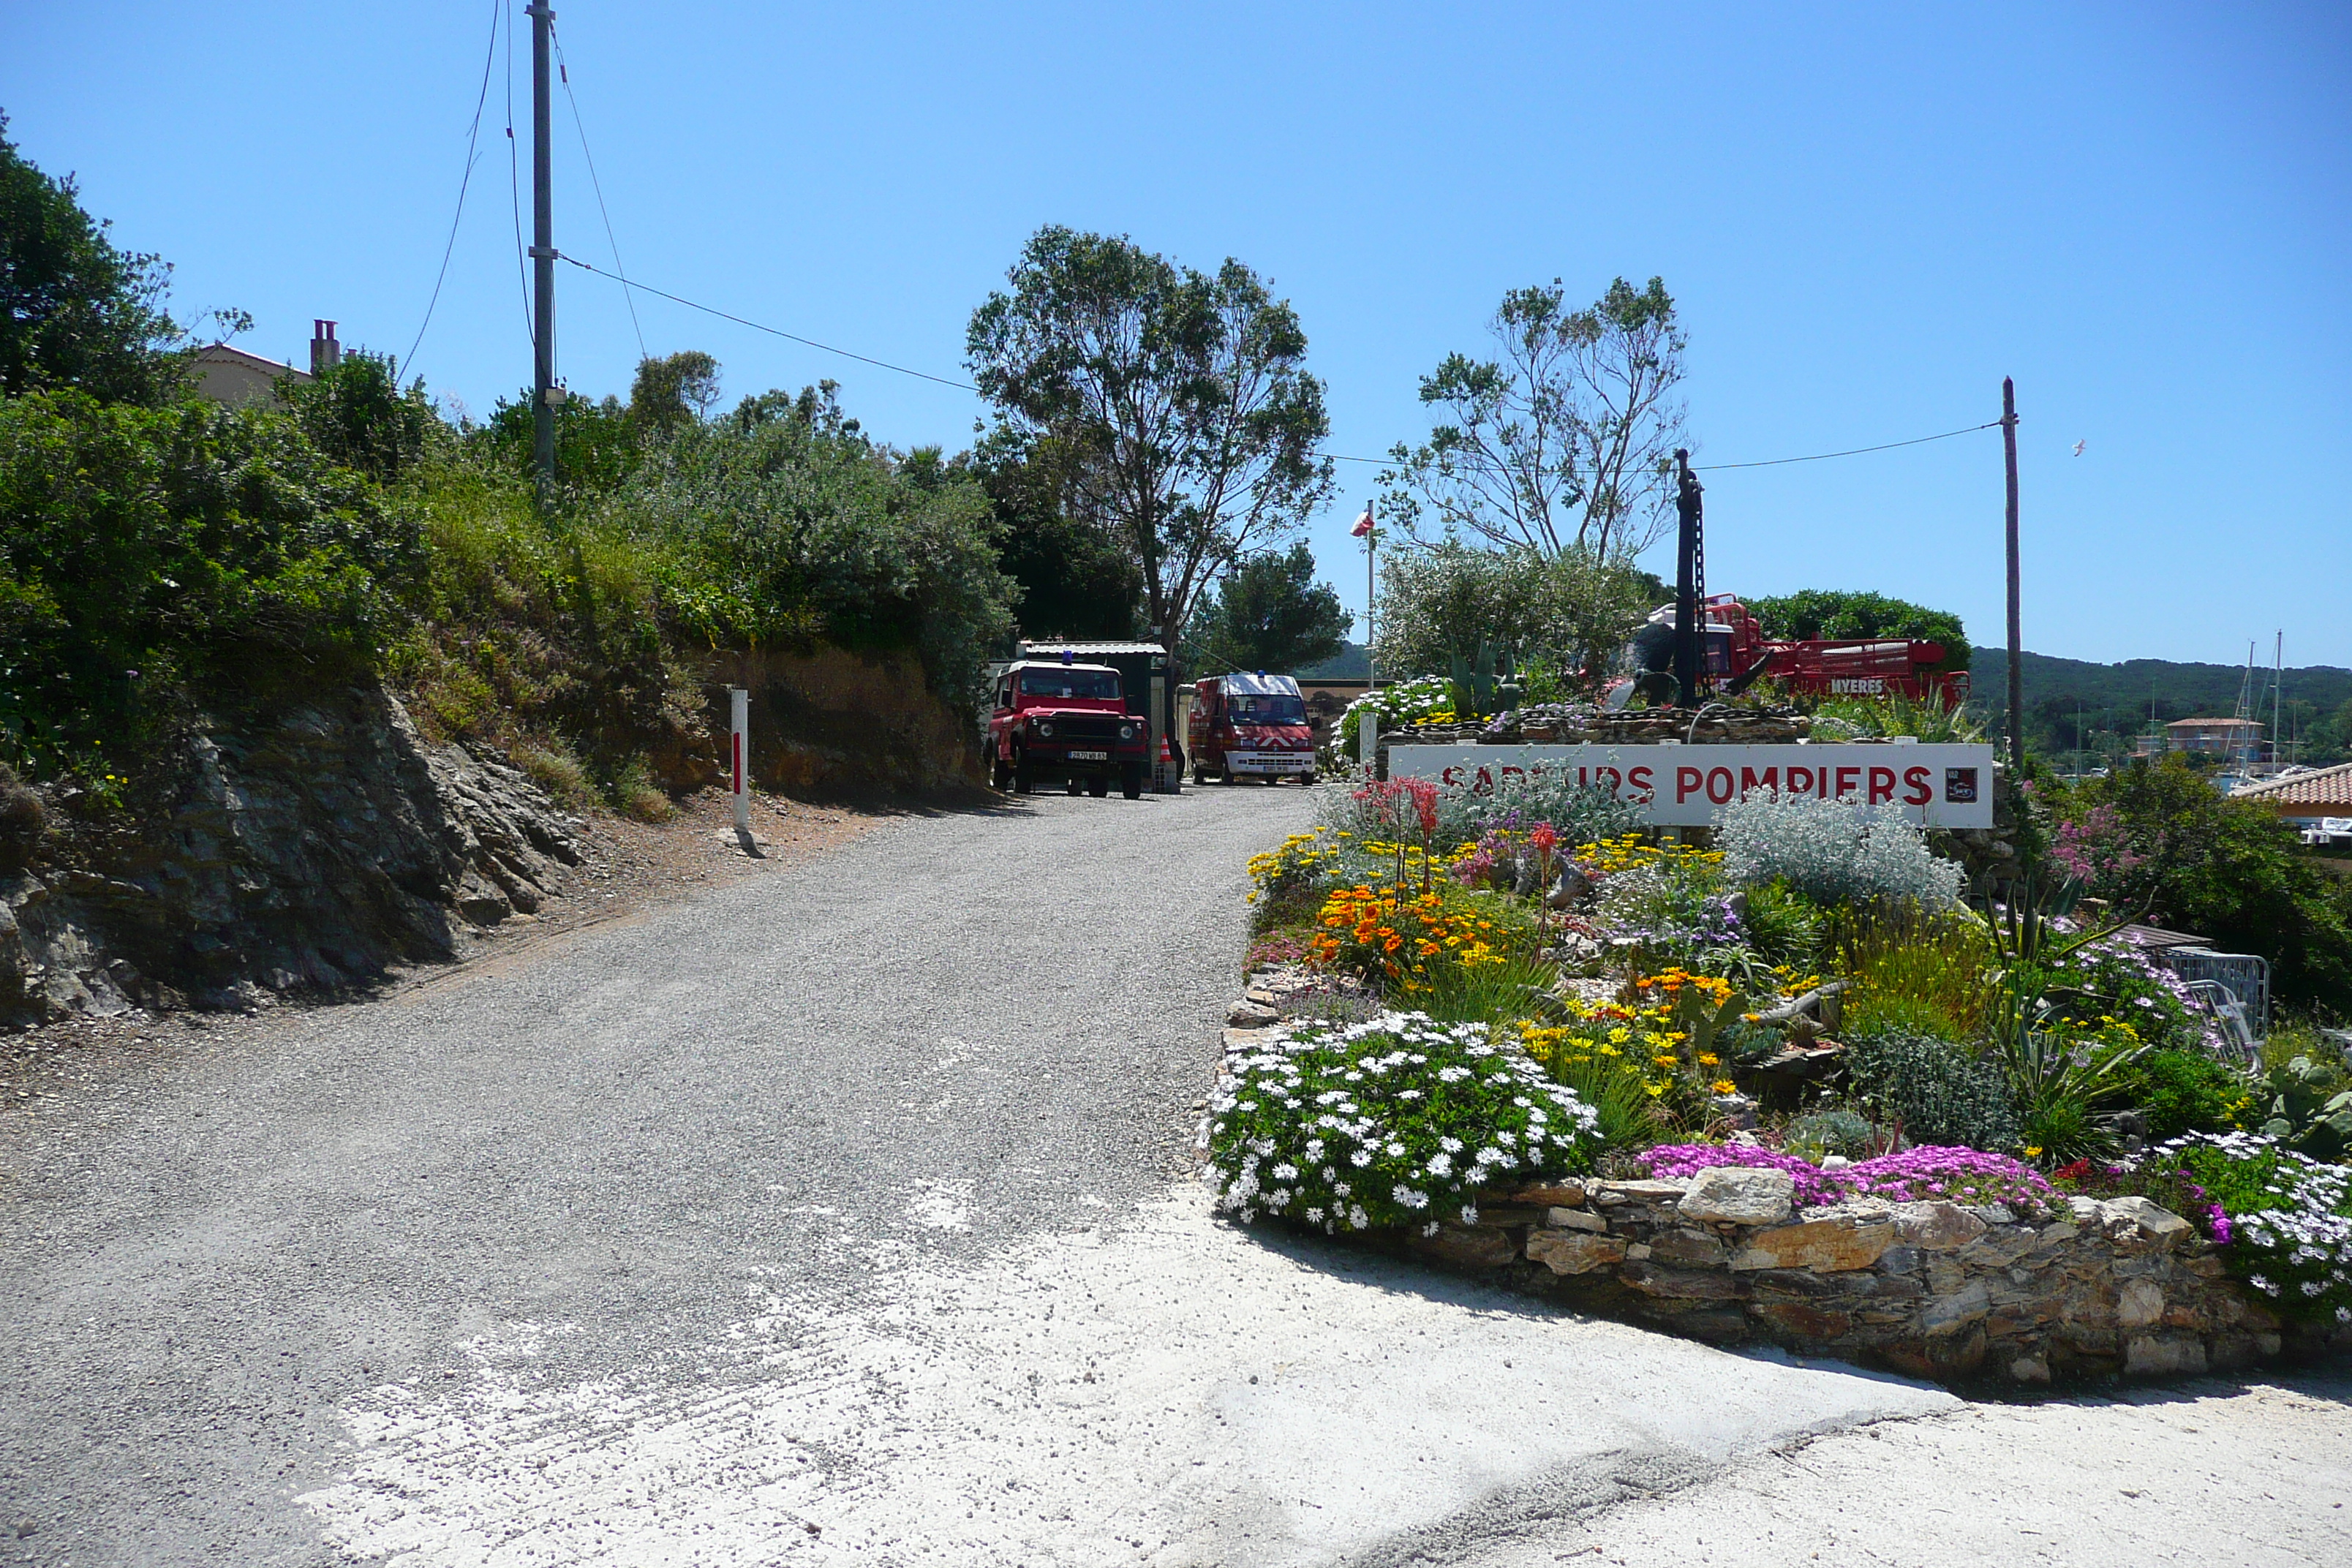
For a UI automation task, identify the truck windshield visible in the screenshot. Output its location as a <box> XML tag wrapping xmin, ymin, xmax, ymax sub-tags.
<box><xmin>1229</xmin><ymin>694</ymin><xmax>1305</xmax><ymax>723</ymax></box>
<box><xmin>1020</xmin><ymin>668</ymin><xmax>1121</xmax><ymax>701</ymax></box>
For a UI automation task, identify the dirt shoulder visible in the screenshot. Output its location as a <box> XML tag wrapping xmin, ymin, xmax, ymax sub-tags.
<box><xmin>0</xmin><ymin>784</ymin><xmax>890</xmax><ymax>1131</ymax></box>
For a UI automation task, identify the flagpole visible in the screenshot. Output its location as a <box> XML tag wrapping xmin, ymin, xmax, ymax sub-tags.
<box><xmin>1364</xmin><ymin>504</ymin><xmax>1376</xmax><ymax>691</ymax></box>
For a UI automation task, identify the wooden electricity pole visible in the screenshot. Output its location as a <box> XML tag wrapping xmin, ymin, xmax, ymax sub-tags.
<box><xmin>527</xmin><ymin>1</ymin><xmax>557</xmax><ymax>506</ymax></box>
<box><xmin>2002</xmin><ymin>378</ymin><xmax>2022</xmax><ymax>774</ymax></box>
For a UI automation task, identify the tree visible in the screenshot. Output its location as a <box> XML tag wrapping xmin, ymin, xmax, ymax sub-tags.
<box><xmin>1374</xmin><ymin>540</ymin><xmax>1658</xmax><ymax>692</ymax></box>
<box><xmin>960</xmin><ymin>430</ymin><xmax>1140</xmax><ymax>642</ymax></box>
<box><xmin>0</xmin><ymin>115</ymin><xmax>181</xmax><ymax>404</ymax></box>
<box><xmin>1746</xmin><ymin>589</ymin><xmax>1970</xmax><ymax>670</ymax></box>
<box><xmin>280</xmin><ymin>348</ymin><xmax>443</xmax><ymax>481</ymax></box>
<box><xmin>966</xmin><ymin>225</ymin><xmax>1334</xmax><ymax>690</ymax></box>
<box><xmin>628</xmin><ymin>350</ymin><xmax>721</xmax><ymax>437</ymax></box>
<box><xmin>1186</xmin><ymin>544</ymin><xmax>1349</xmax><ymax>677</ymax></box>
<box><xmin>1379</xmin><ymin>277</ymin><xmax>1685</xmax><ymax>559</ymax></box>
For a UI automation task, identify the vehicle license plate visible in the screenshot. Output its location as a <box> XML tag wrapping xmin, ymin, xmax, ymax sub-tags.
<box><xmin>1069</xmin><ymin>750</ymin><xmax>1108</xmax><ymax>761</ymax></box>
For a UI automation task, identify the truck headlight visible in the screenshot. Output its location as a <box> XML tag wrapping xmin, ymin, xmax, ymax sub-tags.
<box><xmin>1035</xmin><ymin>720</ymin><xmax>1054</xmax><ymax>737</ymax></box>
<box><xmin>1119</xmin><ymin>723</ymin><xmax>1137</xmax><ymax>740</ymax></box>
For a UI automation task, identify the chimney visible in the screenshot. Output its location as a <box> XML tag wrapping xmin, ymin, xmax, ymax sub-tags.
<box><xmin>310</xmin><ymin>320</ymin><xmax>341</xmax><ymax>377</ymax></box>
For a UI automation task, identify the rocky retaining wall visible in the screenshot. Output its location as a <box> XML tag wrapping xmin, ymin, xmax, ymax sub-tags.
<box><xmin>1395</xmin><ymin>1166</ymin><xmax>2351</xmax><ymax>1385</ymax></box>
<box><xmin>1</xmin><ymin>685</ymin><xmax>579</xmax><ymax>1020</ymax></box>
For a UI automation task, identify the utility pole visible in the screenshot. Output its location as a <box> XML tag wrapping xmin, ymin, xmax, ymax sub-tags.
<box><xmin>1673</xmin><ymin>450</ymin><xmax>1703</xmax><ymax>708</ymax></box>
<box><xmin>2002</xmin><ymin>379</ymin><xmax>2022</xmax><ymax>774</ymax></box>
<box><xmin>527</xmin><ymin>1</ymin><xmax>557</xmax><ymax>507</ymax></box>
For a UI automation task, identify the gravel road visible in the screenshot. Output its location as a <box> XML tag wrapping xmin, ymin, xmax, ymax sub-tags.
<box><xmin>1</xmin><ymin>783</ymin><xmax>2346</xmax><ymax>1566</ymax></box>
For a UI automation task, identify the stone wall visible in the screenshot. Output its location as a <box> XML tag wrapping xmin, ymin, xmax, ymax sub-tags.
<box><xmin>1</xmin><ymin>685</ymin><xmax>579</xmax><ymax>1021</ymax></box>
<box><xmin>1393</xmin><ymin>1166</ymin><xmax>2351</xmax><ymax>1385</ymax></box>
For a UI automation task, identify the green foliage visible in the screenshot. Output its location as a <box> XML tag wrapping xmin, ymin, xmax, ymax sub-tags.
<box><xmin>1539</xmin><ymin>1046</ymin><xmax>1665</xmax><ymax>1155</ymax></box>
<box><xmin>2159</xmin><ymin>1134</ymin><xmax>2352</xmax><ymax>1324</ymax></box>
<box><xmin>1372</xmin><ymin>538</ymin><xmax>1656</xmax><ymax>693</ymax></box>
<box><xmin>1843</xmin><ymin>1029</ymin><xmax>2021</xmax><ymax>1153</ymax></box>
<box><xmin>1839</xmin><ymin>912</ymin><xmax>1989</xmax><ymax>1041</ymax></box>
<box><xmin>627</xmin><ymin>350</ymin><xmax>721</xmax><ymax>437</ymax></box>
<box><xmin>472</xmin><ymin>388</ymin><xmax>645</xmax><ymax>495</ymax></box>
<box><xmin>280</xmin><ymin>349</ymin><xmax>443</xmax><ymax>480</ymax></box>
<box><xmin>1746</xmin><ymin>589</ymin><xmax>1968</xmax><ymax>673</ymax></box>
<box><xmin>1379</xmin><ymin>276</ymin><xmax>1686</xmax><ymax>560</ymax></box>
<box><xmin>0</xmin><ymin>391</ymin><xmax>420</xmax><ymax>774</ymax></box>
<box><xmin>1968</xmin><ymin>645</ymin><xmax>2352</xmax><ymax>770</ymax></box>
<box><xmin>961</xmin><ymin>429</ymin><xmax>1139</xmax><ymax>641</ymax></box>
<box><xmin>614</xmin><ymin>382</ymin><xmax>1016</xmax><ymax>703</ymax></box>
<box><xmin>0</xmin><ymin>116</ymin><xmax>180</xmax><ymax>405</ymax></box>
<box><xmin>1809</xmin><ymin>690</ymin><xmax>1986</xmax><ymax>744</ymax></box>
<box><xmin>2122</xmin><ymin>1049</ymin><xmax>2254</xmax><ymax>1142</ymax></box>
<box><xmin>968</xmin><ymin>225</ymin><xmax>1333</xmax><ymax>662</ymax></box>
<box><xmin>2059</xmin><ymin>755</ymin><xmax>2352</xmax><ymax>1008</ymax></box>
<box><xmin>1740</xmin><ymin>879</ymin><xmax>1825</xmax><ymax>968</ymax></box>
<box><xmin>1784</xmin><ymin>1108</ymin><xmax>1874</xmax><ymax>1161</ymax></box>
<box><xmin>1186</xmin><ymin>543</ymin><xmax>1349</xmax><ymax>677</ymax></box>
<box><xmin>2253</xmin><ymin>1054</ymin><xmax>2352</xmax><ymax>1162</ymax></box>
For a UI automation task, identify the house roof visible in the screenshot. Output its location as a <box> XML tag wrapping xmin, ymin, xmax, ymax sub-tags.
<box><xmin>2166</xmin><ymin>716</ymin><xmax>2261</xmax><ymax>730</ymax></box>
<box><xmin>1014</xmin><ymin>641</ymin><xmax>1167</xmax><ymax>657</ymax></box>
<box><xmin>192</xmin><ymin>342</ymin><xmax>310</xmax><ymax>379</ymax></box>
<box><xmin>2230</xmin><ymin>761</ymin><xmax>2352</xmax><ymax>809</ymax></box>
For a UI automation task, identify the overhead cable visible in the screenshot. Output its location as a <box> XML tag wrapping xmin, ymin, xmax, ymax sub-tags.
<box><xmin>550</xmin><ymin>23</ymin><xmax>647</xmax><ymax>362</ymax></box>
<box><xmin>403</xmin><ymin>0</ymin><xmax>501</xmax><ymax>374</ymax></box>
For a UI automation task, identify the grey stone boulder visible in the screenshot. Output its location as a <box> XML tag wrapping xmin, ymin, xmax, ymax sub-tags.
<box><xmin>1676</xmin><ymin>1166</ymin><xmax>1795</xmax><ymax>1226</ymax></box>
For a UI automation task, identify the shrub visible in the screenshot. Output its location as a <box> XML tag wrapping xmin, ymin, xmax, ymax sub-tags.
<box><xmin>1207</xmin><ymin>1011</ymin><xmax>1602</xmax><ymax>1232</ymax></box>
<box><xmin>2151</xmin><ymin>1132</ymin><xmax>2352</xmax><ymax>1324</ymax></box>
<box><xmin>1716</xmin><ymin>791</ymin><xmax>1962</xmax><ymax>911</ymax></box>
<box><xmin>1844</xmin><ymin>1029</ymin><xmax>2019</xmax><ymax>1153</ymax></box>
<box><xmin>1785</xmin><ymin>1108</ymin><xmax>1874</xmax><ymax>1161</ymax></box>
<box><xmin>1741</xmin><ymin>879</ymin><xmax>1825</xmax><ymax>967</ymax></box>
<box><xmin>1314</xmin><ymin>762</ymin><xmax>1640</xmax><ymax>851</ymax></box>
<box><xmin>1839</xmin><ymin>912</ymin><xmax>1989</xmax><ymax>1040</ymax></box>
<box><xmin>2122</xmin><ymin>1049</ymin><xmax>2255</xmax><ymax>1142</ymax></box>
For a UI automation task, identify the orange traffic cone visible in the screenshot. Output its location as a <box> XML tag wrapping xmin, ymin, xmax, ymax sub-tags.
<box><xmin>1159</xmin><ymin>734</ymin><xmax>1177</xmax><ymax>793</ymax></box>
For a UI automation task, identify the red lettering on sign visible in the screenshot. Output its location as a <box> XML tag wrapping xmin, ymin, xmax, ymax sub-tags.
<box><xmin>1597</xmin><ymin>766</ymin><xmax>1622</xmax><ymax>794</ymax></box>
<box><xmin>1740</xmin><ymin>766</ymin><xmax>1779</xmax><ymax>799</ymax></box>
<box><xmin>1706</xmin><ymin>766</ymin><xmax>1735</xmax><ymax>804</ymax></box>
<box><xmin>1676</xmin><ymin>766</ymin><xmax>1703</xmax><ymax>803</ymax></box>
<box><xmin>1627</xmin><ymin>764</ymin><xmax>1655</xmax><ymax>800</ymax></box>
<box><xmin>1475</xmin><ymin>766</ymin><xmax>1495</xmax><ymax>792</ymax></box>
<box><xmin>1903</xmin><ymin>766</ymin><xmax>1933</xmax><ymax>806</ymax></box>
<box><xmin>1868</xmin><ymin>766</ymin><xmax>1896</xmax><ymax>805</ymax></box>
<box><xmin>1787</xmin><ymin>764</ymin><xmax>1814</xmax><ymax>795</ymax></box>
<box><xmin>1836</xmin><ymin>766</ymin><xmax>1862</xmax><ymax>799</ymax></box>
<box><xmin>1441</xmin><ymin>766</ymin><xmax>1465</xmax><ymax>787</ymax></box>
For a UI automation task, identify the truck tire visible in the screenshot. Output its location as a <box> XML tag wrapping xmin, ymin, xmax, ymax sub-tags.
<box><xmin>1013</xmin><ymin>748</ymin><xmax>1033</xmax><ymax>794</ymax></box>
<box><xmin>992</xmin><ymin>756</ymin><xmax>1011</xmax><ymax>791</ymax></box>
<box><xmin>1121</xmin><ymin>761</ymin><xmax>1144</xmax><ymax>800</ymax></box>
<box><xmin>1088</xmin><ymin>776</ymin><xmax>1109</xmax><ymax>798</ymax></box>
<box><xmin>1066</xmin><ymin>777</ymin><xmax>1082</xmax><ymax>796</ymax></box>
<box><xmin>1191</xmin><ymin>763</ymin><xmax>1209</xmax><ymax>786</ymax></box>
<box><xmin>1302</xmin><ymin>773</ymin><xmax>1317</xmax><ymax>786</ymax></box>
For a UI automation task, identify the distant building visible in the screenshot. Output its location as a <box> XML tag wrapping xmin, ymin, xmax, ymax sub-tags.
<box><xmin>2165</xmin><ymin>717</ymin><xmax>2264</xmax><ymax>759</ymax></box>
<box><xmin>2231</xmin><ymin>761</ymin><xmax>2352</xmax><ymax>827</ymax></box>
<box><xmin>189</xmin><ymin>320</ymin><xmax>342</xmax><ymax>409</ymax></box>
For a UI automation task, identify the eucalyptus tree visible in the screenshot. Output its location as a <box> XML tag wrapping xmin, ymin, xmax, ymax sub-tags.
<box><xmin>966</xmin><ymin>226</ymin><xmax>1334</xmax><ymax>697</ymax></box>
<box><xmin>1379</xmin><ymin>276</ymin><xmax>1686</xmax><ymax>560</ymax></box>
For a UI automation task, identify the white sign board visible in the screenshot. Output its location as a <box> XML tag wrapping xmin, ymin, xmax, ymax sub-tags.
<box><xmin>1387</xmin><ymin>743</ymin><xmax>1997</xmax><ymax>829</ymax></box>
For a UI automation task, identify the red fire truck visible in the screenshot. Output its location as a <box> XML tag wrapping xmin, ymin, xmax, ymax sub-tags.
<box><xmin>1621</xmin><ymin>596</ymin><xmax>1970</xmax><ymax>708</ymax></box>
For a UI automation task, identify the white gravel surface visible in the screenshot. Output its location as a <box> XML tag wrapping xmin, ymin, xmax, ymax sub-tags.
<box><xmin>3</xmin><ymin>783</ymin><xmax>2347</xmax><ymax>1565</ymax></box>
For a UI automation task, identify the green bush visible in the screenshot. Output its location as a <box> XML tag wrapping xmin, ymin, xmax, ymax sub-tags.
<box><xmin>1844</xmin><ymin>1028</ymin><xmax>2019</xmax><ymax>1153</ymax></box>
<box><xmin>1209</xmin><ymin>1010</ymin><xmax>1603</xmax><ymax>1232</ymax></box>
<box><xmin>0</xmin><ymin>391</ymin><xmax>421</xmax><ymax>774</ymax></box>
<box><xmin>2153</xmin><ymin>1134</ymin><xmax>2352</xmax><ymax>1324</ymax></box>
<box><xmin>2122</xmin><ymin>1049</ymin><xmax>2254</xmax><ymax>1142</ymax></box>
<box><xmin>1741</xmin><ymin>879</ymin><xmax>1824</xmax><ymax>968</ymax></box>
<box><xmin>1785</xmin><ymin>1107</ymin><xmax>1874</xmax><ymax>1161</ymax></box>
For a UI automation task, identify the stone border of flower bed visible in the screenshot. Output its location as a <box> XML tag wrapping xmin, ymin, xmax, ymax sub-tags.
<box><xmin>1218</xmin><ymin>984</ymin><xmax>2352</xmax><ymax>1387</ymax></box>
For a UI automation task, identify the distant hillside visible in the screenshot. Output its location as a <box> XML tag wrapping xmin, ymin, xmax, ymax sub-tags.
<box><xmin>1970</xmin><ymin>647</ymin><xmax>2352</xmax><ymax>764</ymax></box>
<box><xmin>1293</xmin><ymin>641</ymin><xmax>1371</xmax><ymax>679</ymax></box>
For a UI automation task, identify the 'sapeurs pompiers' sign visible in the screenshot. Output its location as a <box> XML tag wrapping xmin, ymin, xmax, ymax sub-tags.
<box><xmin>1387</xmin><ymin>743</ymin><xmax>1997</xmax><ymax>829</ymax></box>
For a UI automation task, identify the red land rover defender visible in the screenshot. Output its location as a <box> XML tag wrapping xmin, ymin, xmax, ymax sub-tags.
<box><xmin>989</xmin><ymin>659</ymin><xmax>1150</xmax><ymax>799</ymax></box>
<box><xmin>1187</xmin><ymin>672</ymin><xmax>1317</xmax><ymax>785</ymax></box>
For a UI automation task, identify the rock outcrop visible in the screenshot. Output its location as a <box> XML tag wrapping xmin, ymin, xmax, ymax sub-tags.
<box><xmin>1</xmin><ymin>685</ymin><xmax>580</xmax><ymax>1019</ymax></box>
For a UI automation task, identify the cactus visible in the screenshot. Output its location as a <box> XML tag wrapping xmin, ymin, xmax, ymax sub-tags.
<box><xmin>1447</xmin><ymin>638</ymin><xmax>1502</xmax><ymax>718</ymax></box>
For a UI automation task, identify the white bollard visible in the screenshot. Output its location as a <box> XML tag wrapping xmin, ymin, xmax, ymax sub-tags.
<box><xmin>729</xmin><ymin>686</ymin><xmax>751</xmax><ymax>834</ymax></box>
<box><xmin>1359</xmin><ymin>704</ymin><xmax>1376</xmax><ymax>774</ymax></box>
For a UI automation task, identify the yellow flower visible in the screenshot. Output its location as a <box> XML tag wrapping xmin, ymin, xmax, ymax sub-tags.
<box><xmin>1711</xmin><ymin>1080</ymin><xmax>1735</xmax><ymax>1095</ymax></box>
<box><xmin>2024</xmin><ymin>1145</ymin><xmax>2043</xmax><ymax>1158</ymax></box>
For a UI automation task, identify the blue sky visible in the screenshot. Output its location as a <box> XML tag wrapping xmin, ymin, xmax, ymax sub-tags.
<box><xmin>7</xmin><ymin>3</ymin><xmax>2347</xmax><ymax>666</ymax></box>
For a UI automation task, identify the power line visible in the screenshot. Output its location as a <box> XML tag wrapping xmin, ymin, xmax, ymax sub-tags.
<box><xmin>558</xmin><ymin>254</ymin><xmax>982</xmax><ymax>391</ymax></box>
<box><xmin>1692</xmin><ymin>421</ymin><xmax>2001</xmax><ymax>470</ymax></box>
<box><xmin>403</xmin><ymin>0</ymin><xmax>500</xmax><ymax>375</ymax></box>
<box><xmin>558</xmin><ymin>248</ymin><xmax>2001</xmax><ymax>476</ymax></box>
<box><xmin>550</xmin><ymin>23</ymin><xmax>646</xmax><ymax>363</ymax></box>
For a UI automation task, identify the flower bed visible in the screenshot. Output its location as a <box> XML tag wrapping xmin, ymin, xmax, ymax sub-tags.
<box><xmin>1220</xmin><ymin>740</ymin><xmax>2352</xmax><ymax>1379</ymax></box>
